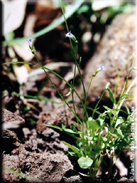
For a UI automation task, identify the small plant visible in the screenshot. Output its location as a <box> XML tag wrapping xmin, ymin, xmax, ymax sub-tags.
<box><xmin>46</xmin><ymin>80</ymin><xmax>136</xmax><ymax>180</ymax></box>
<box><xmin>26</xmin><ymin>1</ymin><xmax>136</xmax><ymax>180</ymax></box>
<box><xmin>2</xmin><ymin>1</ymin><xmax>136</xmax><ymax>182</ymax></box>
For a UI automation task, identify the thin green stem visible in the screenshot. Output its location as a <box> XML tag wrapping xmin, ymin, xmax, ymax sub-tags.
<box><xmin>3</xmin><ymin>59</ymin><xmax>84</xmax><ymax>106</ymax></box>
<box><xmin>84</xmin><ymin>75</ymin><xmax>94</xmax><ymax>121</ymax></box>
<box><xmin>76</xmin><ymin>60</ymin><xmax>88</xmax><ymax>121</ymax></box>
<box><xmin>117</xmin><ymin>76</ymin><xmax>137</xmax><ymax>115</ymax></box>
<box><xmin>116</xmin><ymin>57</ymin><xmax>135</xmax><ymax>114</ymax></box>
<box><xmin>9</xmin><ymin>92</ymin><xmax>64</xmax><ymax>104</ymax></box>
<box><xmin>114</xmin><ymin>52</ymin><xmax>136</xmax><ymax>102</ymax></box>
<box><xmin>60</xmin><ymin>0</ymin><xmax>88</xmax><ymax>122</ymax></box>
<box><xmin>118</xmin><ymin>67</ymin><xmax>134</xmax><ymax>104</ymax></box>
<box><xmin>34</xmin><ymin>54</ymin><xmax>82</xmax><ymax>123</ymax></box>
<box><xmin>41</xmin><ymin>64</ymin><xmax>83</xmax><ymax>104</ymax></box>
<box><xmin>92</xmin><ymin>90</ymin><xmax>106</xmax><ymax>119</ymax></box>
<box><xmin>3</xmin><ymin>61</ymin><xmax>35</xmax><ymax>65</ymax></box>
<box><xmin>86</xmin><ymin>76</ymin><xmax>94</xmax><ymax>98</ymax></box>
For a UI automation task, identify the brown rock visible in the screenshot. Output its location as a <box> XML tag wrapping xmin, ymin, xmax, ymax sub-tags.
<box><xmin>36</xmin><ymin>105</ymin><xmax>77</xmax><ymax>138</ymax></box>
<box><xmin>2</xmin><ymin>154</ymin><xmax>21</xmax><ymax>182</ymax></box>
<box><xmin>2</xmin><ymin>129</ymin><xmax>20</xmax><ymax>153</ymax></box>
<box><xmin>83</xmin><ymin>9</ymin><xmax>136</xmax><ymax>107</ymax></box>
<box><xmin>37</xmin><ymin>151</ymin><xmax>73</xmax><ymax>182</ymax></box>
<box><xmin>2</xmin><ymin>145</ymin><xmax>73</xmax><ymax>183</ymax></box>
<box><xmin>2</xmin><ymin>109</ymin><xmax>25</xmax><ymax>130</ymax></box>
<box><xmin>62</xmin><ymin>169</ymin><xmax>82</xmax><ymax>183</ymax></box>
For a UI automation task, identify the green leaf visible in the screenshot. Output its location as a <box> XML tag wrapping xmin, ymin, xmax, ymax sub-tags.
<box><xmin>97</xmin><ymin>114</ymin><xmax>106</xmax><ymax>126</ymax></box>
<box><xmin>125</xmin><ymin>104</ymin><xmax>130</xmax><ymax>115</ymax></box>
<box><xmin>102</xmin><ymin>137</ymin><xmax>107</xmax><ymax>142</ymax></box>
<box><xmin>5</xmin><ymin>32</ymin><xmax>15</xmax><ymax>41</ymax></box>
<box><xmin>77</xmin><ymin>4</ymin><xmax>89</xmax><ymax>14</ymax></box>
<box><xmin>62</xmin><ymin>124</ymin><xmax>79</xmax><ymax>134</ymax></box>
<box><xmin>45</xmin><ymin>124</ymin><xmax>63</xmax><ymax>131</ymax></box>
<box><xmin>78</xmin><ymin>156</ymin><xmax>93</xmax><ymax>169</ymax></box>
<box><xmin>117</xmin><ymin>127</ymin><xmax>124</xmax><ymax>138</ymax></box>
<box><xmin>95</xmin><ymin>134</ymin><xmax>103</xmax><ymax>151</ymax></box>
<box><xmin>103</xmin><ymin>105</ymin><xmax>113</xmax><ymax>113</ymax></box>
<box><xmin>62</xmin><ymin>141</ymin><xmax>80</xmax><ymax>156</ymax></box>
<box><xmin>103</xmin><ymin>105</ymin><xmax>117</xmax><ymax>116</ymax></box>
<box><xmin>68</xmin><ymin>150</ymin><xmax>78</xmax><ymax>157</ymax></box>
<box><xmin>122</xmin><ymin>94</ymin><xmax>133</xmax><ymax>98</ymax></box>
<box><xmin>79</xmin><ymin>57</ymin><xmax>82</xmax><ymax>66</ymax></box>
<box><xmin>70</xmin><ymin>123</ymin><xmax>78</xmax><ymax>132</ymax></box>
<box><xmin>115</xmin><ymin>117</ymin><xmax>124</xmax><ymax>128</ymax></box>
<box><xmin>120</xmin><ymin>94</ymin><xmax>133</xmax><ymax>100</ymax></box>
<box><xmin>87</xmin><ymin>117</ymin><xmax>100</xmax><ymax>131</ymax></box>
<box><xmin>107</xmin><ymin>88</ymin><xmax>114</xmax><ymax>103</ymax></box>
<box><xmin>110</xmin><ymin>132</ymin><xmax>118</xmax><ymax>138</ymax></box>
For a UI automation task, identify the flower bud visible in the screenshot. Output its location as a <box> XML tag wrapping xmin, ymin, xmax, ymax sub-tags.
<box><xmin>27</xmin><ymin>39</ymin><xmax>35</xmax><ymax>54</ymax></box>
<box><xmin>92</xmin><ymin>65</ymin><xmax>105</xmax><ymax>77</ymax></box>
<box><xmin>105</xmin><ymin>82</ymin><xmax>110</xmax><ymax>90</ymax></box>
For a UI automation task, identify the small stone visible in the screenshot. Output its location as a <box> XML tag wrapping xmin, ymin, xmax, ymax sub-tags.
<box><xmin>2</xmin><ymin>109</ymin><xmax>25</xmax><ymax>130</ymax></box>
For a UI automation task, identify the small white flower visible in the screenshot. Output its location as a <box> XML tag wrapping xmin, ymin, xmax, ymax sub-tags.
<box><xmin>96</xmin><ymin>96</ymin><xmax>100</xmax><ymax>99</ymax></box>
<box><xmin>65</xmin><ymin>31</ymin><xmax>75</xmax><ymax>38</ymax></box>
<box><xmin>27</xmin><ymin>39</ymin><xmax>35</xmax><ymax>54</ymax></box>
<box><xmin>97</xmin><ymin>65</ymin><xmax>105</xmax><ymax>72</ymax></box>
<box><xmin>27</xmin><ymin>38</ymin><xmax>34</xmax><ymax>47</ymax></box>
<box><xmin>65</xmin><ymin>31</ymin><xmax>78</xmax><ymax>44</ymax></box>
<box><xmin>93</xmin><ymin>65</ymin><xmax>105</xmax><ymax>77</ymax></box>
